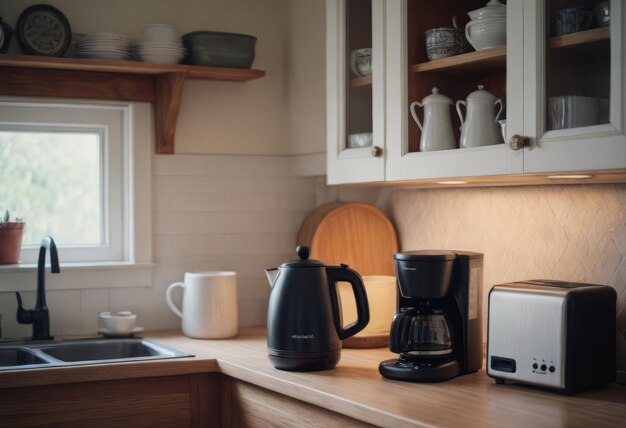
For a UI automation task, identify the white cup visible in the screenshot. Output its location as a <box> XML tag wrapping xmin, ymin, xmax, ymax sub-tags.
<box><xmin>166</xmin><ymin>271</ymin><xmax>238</xmax><ymax>339</ymax></box>
<box><xmin>99</xmin><ymin>311</ymin><xmax>137</xmax><ymax>334</ymax></box>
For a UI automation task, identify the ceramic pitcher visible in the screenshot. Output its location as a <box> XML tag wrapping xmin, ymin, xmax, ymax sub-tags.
<box><xmin>456</xmin><ymin>85</ymin><xmax>503</xmax><ymax>148</ymax></box>
<box><xmin>410</xmin><ymin>87</ymin><xmax>456</xmax><ymax>151</ymax></box>
<box><xmin>166</xmin><ymin>271</ymin><xmax>238</xmax><ymax>339</ymax></box>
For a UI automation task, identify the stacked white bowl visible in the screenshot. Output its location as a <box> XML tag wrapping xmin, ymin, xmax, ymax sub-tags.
<box><xmin>134</xmin><ymin>24</ymin><xmax>186</xmax><ymax>64</ymax></box>
<box><xmin>465</xmin><ymin>0</ymin><xmax>506</xmax><ymax>51</ymax></box>
<box><xmin>75</xmin><ymin>33</ymin><xmax>132</xmax><ymax>60</ymax></box>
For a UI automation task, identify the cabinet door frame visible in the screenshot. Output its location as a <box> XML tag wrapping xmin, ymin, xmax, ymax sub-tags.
<box><xmin>326</xmin><ymin>0</ymin><xmax>386</xmax><ymax>184</ymax></box>
<box><xmin>521</xmin><ymin>0</ymin><xmax>626</xmax><ymax>173</ymax></box>
<box><xmin>384</xmin><ymin>0</ymin><xmax>523</xmax><ymax>182</ymax></box>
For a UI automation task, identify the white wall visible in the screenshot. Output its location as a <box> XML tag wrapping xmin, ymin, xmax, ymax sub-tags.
<box><xmin>0</xmin><ymin>0</ymin><xmax>295</xmax><ymax>155</ymax></box>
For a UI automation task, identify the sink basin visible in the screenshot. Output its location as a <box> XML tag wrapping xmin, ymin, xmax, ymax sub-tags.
<box><xmin>0</xmin><ymin>348</ymin><xmax>50</xmax><ymax>367</ymax></box>
<box><xmin>0</xmin><ymin>338</ymin><xmax>192</xmax><ymax>371</ymax></box>
<box><xmin>37</xmin><ymin>339</ymin><xmax>187</xmax><ymax>362</ymax></box>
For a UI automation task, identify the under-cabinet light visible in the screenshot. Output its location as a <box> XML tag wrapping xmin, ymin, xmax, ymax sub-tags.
<box><xmin>436</xmin><ymin>180</ymin><xmax>467</xmax><ymax>185</ymax></box>
<box><xmin>546</xmin><ymin>174</ymin><xmax>594</xmax><ymax>180</ymax></box>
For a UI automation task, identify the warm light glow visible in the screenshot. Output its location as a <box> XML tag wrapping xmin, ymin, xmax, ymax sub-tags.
<box><xmin>546</xmin><ymin>174</ymin><xmax>594</xmax><ymax>180</ymax></box>
<box><xmin>436</xmin><ymin>180</ymin><xmax>467</xmax><ymax>185</ymax></box>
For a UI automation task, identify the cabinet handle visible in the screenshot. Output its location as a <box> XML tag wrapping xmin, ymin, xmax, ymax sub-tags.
<box><xmin>371</xmin><ymin>146</ymin><xmax>383</xmax><ymax>157</ymax></box>
<box><xmin>509</xmin><ymin>135</ymin><xmax>529</xmax><ymax>151</ymax></box>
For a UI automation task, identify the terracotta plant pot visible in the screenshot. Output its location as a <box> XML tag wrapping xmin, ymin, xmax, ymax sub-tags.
<box><xmin>0</xmin><ymin>223</ymin><xmax>25</xmax><ymax>264</ymax></box>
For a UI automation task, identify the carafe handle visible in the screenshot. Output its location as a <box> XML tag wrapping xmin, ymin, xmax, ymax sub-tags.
<box><xmin>409</xmin><ymin>101</ymin><xmax>424</xmax><ymax>132</ymax></box>
<box><xmin>326</xmin><ymin>266</ymin><xmax>370</xmax><ymax>340</ymax></box>
<box><xmin>456</xmin><ymin>100</ymin><xmax>466</xmax><ymax>131</ymax></box>
<box><xmin>389</xmin><ymin>308</ymin><xmax>415</xmax><ymax>353</ymax></box>
<box><xmin>494</xmin><ymin>98</ymin><xmax>503</xmax><ymax>122</ymax></box>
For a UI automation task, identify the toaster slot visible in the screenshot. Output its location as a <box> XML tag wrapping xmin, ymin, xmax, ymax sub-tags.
<box><xmin>490</xmin><ymin>356</ymin><xmax>516</xmax><ymax>373</ymax></box>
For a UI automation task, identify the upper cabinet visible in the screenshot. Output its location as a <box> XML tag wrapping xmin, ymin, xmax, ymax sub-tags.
<box><xmin>327</xmin><ymin>0</ymin><xmax>626</xmax><ymax>185</ymax></box>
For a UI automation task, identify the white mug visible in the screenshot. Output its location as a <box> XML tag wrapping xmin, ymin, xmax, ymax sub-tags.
<box><xmin>166</xmin><ymin>271</ymin><xmax>238</xmax><ymax>339</ymax></box>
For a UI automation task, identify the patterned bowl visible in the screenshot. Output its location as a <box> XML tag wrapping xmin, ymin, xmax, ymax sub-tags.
<box><xmin>425</xmin><ymin>27</ymin><xmax>468</xmax><ymax>60</ymax></box>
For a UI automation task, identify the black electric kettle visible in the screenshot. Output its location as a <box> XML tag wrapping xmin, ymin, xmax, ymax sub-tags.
<box><xmin>265</xmin><ymin>246</ymin><xmax>369</xmax><ymax>371</ymax></box>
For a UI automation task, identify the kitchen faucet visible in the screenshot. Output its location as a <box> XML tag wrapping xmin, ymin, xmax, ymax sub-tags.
<box><xmin>16</xmin><ymin>236</ymin><xmax>60</xmax><ymax>340</ymax></box>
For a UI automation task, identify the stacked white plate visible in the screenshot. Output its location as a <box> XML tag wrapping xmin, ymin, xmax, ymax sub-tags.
<box><xmin>75</xmin><ymin>32</ymin><xmax>133</xmax><ymax>60</ymax></box>
<box><xmin>134</xmin><ymin>24</ymin><xmax>186</xmax><ymax>65</ymax></box>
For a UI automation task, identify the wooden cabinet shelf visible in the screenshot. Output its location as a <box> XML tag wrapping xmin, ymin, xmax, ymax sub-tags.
<box><xmin>350</xmin><ymin>75</ymin><xmax>372</xmax><ymax>88</ymax></box>
<box><xmin>0</xmin><ymin>54</ymin><xmax>265</xmax><ymax>153</ymax></box>
<box><xmin>411</xmin><ymin>46</ymin><xmax>506</xmax><ymax>74</ymax></box>
<box><xmin>550</xmin><ymin>26</ymin><xmax>610</xmax><ymax>49</ymax></box>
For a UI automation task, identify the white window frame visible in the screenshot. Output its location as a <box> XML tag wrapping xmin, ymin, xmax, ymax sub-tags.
<box><xmin>0</xmin><ymin>97</ymin><xmax>153</xmax><ymax>291</ymax></box>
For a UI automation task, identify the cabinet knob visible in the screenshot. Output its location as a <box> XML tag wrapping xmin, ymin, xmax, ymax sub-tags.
<box><xmin>371</xmin><ymin>146</ymin><xmax>383</xmax><ymax>157</ymax></box>
<box><xmin>509</xmin><ymin>135</ymin><xmax>529</xmax><ymax>151</ymax></box>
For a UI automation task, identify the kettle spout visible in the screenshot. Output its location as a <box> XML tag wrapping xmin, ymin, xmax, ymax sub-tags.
<box><xmin>265</xmin><ymin>268</ymin><xmax>279</xmax><ymax>288</ymax></box>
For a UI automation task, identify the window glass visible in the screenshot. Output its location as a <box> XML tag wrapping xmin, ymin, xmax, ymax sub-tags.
<box><xmin>0</xmin><ymin>130</ymin><xmax>102</xmax><ymax>246</ymax></box>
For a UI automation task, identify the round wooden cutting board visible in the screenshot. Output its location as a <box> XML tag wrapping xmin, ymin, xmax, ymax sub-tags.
<box><xmin>297</xmin><ymin>202</ymin><xmax>398</xmax><ymax>276</ymax></box>
<box><xmin>297</xmin><ymin>202</ymin><xmax>398</xmax><ymax>348</ymax></box>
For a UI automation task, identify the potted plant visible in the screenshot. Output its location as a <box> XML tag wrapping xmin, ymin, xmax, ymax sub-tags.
<box><xmin>0</xmin><ymin>210</ymin><xmax>25</xmax><ymax>264</ymax></box>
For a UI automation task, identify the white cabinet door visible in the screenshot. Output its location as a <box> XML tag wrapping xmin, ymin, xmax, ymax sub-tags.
<box><xmin>385</xmin><ymin>0</ymin><xmax>523</xmax><ymax>182</ymax></box>
<box><xmin>520</xmin><ymin>0</ymin><xmax>626</xmax><ymax>174</ymax></box>
<box><xmin>326</xmin><ymin>0</ymin><xmax>386</xmax><ymax>184</ymax></box>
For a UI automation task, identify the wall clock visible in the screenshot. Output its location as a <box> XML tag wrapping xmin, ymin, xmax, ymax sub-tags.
<box><xmin>0</xmin><ymin>17</ymin><xmax>14</xmax><ymax>53</ymax></box>
<box><xmin>16</xmin><ymin>4</ymin><xmax>71</xmax><ymax>57</ymax></box>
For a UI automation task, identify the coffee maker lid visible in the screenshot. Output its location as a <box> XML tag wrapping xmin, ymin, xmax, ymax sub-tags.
<box><xmin>394</xmin><ymin>250</ymin><xmax>456</xmax><ymax>261</ymax></box>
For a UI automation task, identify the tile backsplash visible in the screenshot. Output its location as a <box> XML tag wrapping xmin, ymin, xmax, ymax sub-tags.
<box><xmin>390</xmin><ymin>184</ymin><xmax>626</xmax><ymax>381</ymax></box>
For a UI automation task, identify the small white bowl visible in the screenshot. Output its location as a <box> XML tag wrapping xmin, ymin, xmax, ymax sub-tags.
<box><xmin>347</xmin><ymin>132</ymin><xmax>373</xmax><ymax>149</ymax></box>
<box><xmin>138</xmin><ymin>51</ymin><xmax>185</xmax><ymax>64</ymax></box>
<box><xmin>465</xmin><ymin>17</ymin><xmax>506</xmax><ymax>50</ymax></box>
<box><xmin>99</xmin><ymin>311</ymin><xmax>137</xmax><ymax>334</ymax></box>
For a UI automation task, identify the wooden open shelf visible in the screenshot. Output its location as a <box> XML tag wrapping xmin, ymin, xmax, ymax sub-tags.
<box><xmin>411</xmin><ymin>46</ymin><xmax>506</xmax><ymax>74</ymax></box>
<box><xmin>0</xmin><ymin>54</ymin><xmax>265</xmax><ymax>154</ymax></box>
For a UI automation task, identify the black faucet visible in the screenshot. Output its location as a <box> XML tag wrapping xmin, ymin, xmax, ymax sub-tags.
<box><xmin>16</xmin><ymin>236</ymin><xmax>60</xmax><ymax>340</ymax></box>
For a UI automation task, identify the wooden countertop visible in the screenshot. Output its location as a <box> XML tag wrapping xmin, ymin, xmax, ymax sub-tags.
<box><xmin>1</xmin><ymin>327</ymin><xmax>625</xmax><ymax>427</ymax></box>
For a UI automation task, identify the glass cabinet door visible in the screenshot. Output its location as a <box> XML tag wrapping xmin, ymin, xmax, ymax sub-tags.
<box><xmin>546</xmin><ymin>0</ymin><xmax>610</xmax><ymax>131</ymax></box>
<box><xmin>345</xmin><ymin>0</ymin><xmax>373</xmax><ymax>150</ymax></box>
<box><xmin>326</xmin><ymin>0</ymin><xmax>385</xmax><ymax>184</ymax></box>
<box><xmin>522</xmin><ymin>0</ymin><xmax>626</xmax><ymax>174</ymax></box>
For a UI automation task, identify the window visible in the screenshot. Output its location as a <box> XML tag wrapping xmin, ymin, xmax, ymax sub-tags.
<box><xmin>0</xmin><ymin>98</ymin><xmax>151</xmax><ymax>267</ymax></box>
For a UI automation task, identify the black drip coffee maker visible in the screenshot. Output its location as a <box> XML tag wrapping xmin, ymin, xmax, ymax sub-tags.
<box><xmin>379</xmin><ymin>250</ymin><xmax>483</xmax><ymax>382</ymax></box>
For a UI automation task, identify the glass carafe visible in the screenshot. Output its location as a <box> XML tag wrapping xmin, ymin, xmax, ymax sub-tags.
<box><xmin>389</xmin><ymin>307</ymin><xmax>452</xmax><ymax>357</ymax></box>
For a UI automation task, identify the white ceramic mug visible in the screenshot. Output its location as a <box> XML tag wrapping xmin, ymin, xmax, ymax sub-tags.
<box><xmin>166</xmin><ymin>271</ymin><xmax>238</xmax><ymax>339</ymax></box>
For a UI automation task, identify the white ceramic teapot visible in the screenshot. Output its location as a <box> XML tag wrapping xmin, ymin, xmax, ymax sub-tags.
<box><xmin>456</xmin><ymin>85</ymin><xmax>503</xmax><ymax>148</ymax></box>
<box><xmin>410</xmin><ymin>87</ymin><xmax>456</xmax><ymax>152</ymax></box>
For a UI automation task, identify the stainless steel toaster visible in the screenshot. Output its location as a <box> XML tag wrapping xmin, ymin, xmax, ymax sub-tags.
<box><xmin>487</xmin><ymin>280</ymin><xmax>616</xmax><ymax>394</ymax></box>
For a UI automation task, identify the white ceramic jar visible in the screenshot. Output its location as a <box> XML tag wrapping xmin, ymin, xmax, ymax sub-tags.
<box><xmin>456</xmin><ymin>85</ymin><xmax>503</xmax><ymax>148</ymax></box>
<box><xmin>465</xmin><ymin>0</ymin><xmax>506</xmax><ymax>51</ymax></box>
<box><xmin>410</xmin><ymin>87</ymin><xmax>457</xmax><ymax>152</ymax></box>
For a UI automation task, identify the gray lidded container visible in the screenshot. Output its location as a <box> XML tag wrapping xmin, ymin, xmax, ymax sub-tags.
<box><xmin>182</xmin><ymin>31</ymin><xmax>257</xmax><ymax>69</ymax></box>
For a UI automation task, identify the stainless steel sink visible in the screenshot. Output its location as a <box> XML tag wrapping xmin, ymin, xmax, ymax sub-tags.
<box><xmin>0</xmin><ymin>338</ymin><xmax>192</xmax><ymax>371</ymax></box>
<box><xmin>0</xmin><ymin>348</ymin><xmax>50</xmax><ymax>368</ymax></box>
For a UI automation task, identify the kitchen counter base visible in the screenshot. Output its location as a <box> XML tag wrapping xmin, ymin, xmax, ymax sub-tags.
<box><xmin>1</xmin><ymin>327</ymin><xmax>625</xmax><ymax>428</ymax></box>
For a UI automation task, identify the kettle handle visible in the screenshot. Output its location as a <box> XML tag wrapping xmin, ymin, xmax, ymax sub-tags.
<box><xmin>326</xmin><ymin>266</ymin><xmax>370</xmax><ymax>340</ymax></box>
<box><xmin>456</xmin><ymin>100</ymin><xmax>466</xmax><ymax>131</ymax></box>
